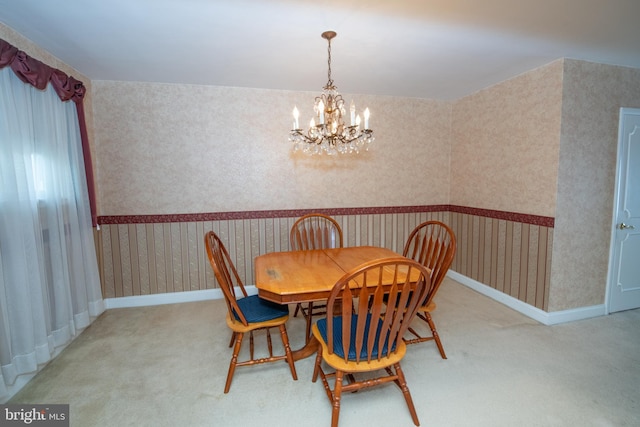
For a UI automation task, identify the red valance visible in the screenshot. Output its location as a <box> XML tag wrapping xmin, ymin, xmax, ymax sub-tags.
<box><xmin>0</xmin><ymin>38</ymin><xmax>97</xmax><ymax>227</ymax></box>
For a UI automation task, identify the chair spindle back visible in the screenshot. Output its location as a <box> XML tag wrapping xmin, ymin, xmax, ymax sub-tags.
<box><xmin>204</xmin><ymin>231</ymin><xmax>250</xmax><ymax>325</ymax></box>
<box><xmin>402</xmin><ymin>221</ymin><xmax>456</xmax><ymax>307</ymax></box>
<box><xmin>290</xmin><ymin>213</ymin><xmax>343</xmax><ymax>251</ymax></box>
<box><xmin>324</xmin><ymin>257</ymin><xmax>430</xmax><ymax>363</ymax></box>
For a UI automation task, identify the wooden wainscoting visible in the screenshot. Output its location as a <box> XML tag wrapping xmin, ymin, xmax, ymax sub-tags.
<box><xmin>96</xmin><ymin>209</ymin><xmax>449</xmax><ymax>299</ymax></box>
<box><xmin>449</xmin><ymin>208</ymin><xmax>553</xmax><ymax>311</ymax></box>
<box><xmin>96</xmin><ymin>206</ymin><xmax>554</xmax><ymax>311</ymax></box>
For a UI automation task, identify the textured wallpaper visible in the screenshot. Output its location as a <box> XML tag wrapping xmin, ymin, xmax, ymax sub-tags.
<box><xmin>549</xmin><ymin>60</ymin><xmax>640</xmax><ymax>311</ymax></box>
<box><xmin>450</xmin><ymin>60</ymin><xmax>564</xmax><ymax>218</ymax></box>
<box><xmin>93</xmin><ymin>82</ymin><xmax>452</xmax><ymax>215</ymax></box>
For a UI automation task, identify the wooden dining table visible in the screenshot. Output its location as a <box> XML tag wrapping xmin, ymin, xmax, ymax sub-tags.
<box><xmin>254</xmin><ymin>246</ymin><xmax>410</xmax><ymax>360</ymax></box>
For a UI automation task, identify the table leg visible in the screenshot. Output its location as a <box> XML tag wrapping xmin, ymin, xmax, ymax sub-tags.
<box><xmin>292</xmin><ymin>334</ymin><xmax>319</xmax><ymax>361</ymax></box>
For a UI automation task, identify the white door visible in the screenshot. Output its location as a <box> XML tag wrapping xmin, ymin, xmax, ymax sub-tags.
<box><xmin>608</xmin><ymin>108</ymin><xmax>640</xmax><ymax>313</ymax></box>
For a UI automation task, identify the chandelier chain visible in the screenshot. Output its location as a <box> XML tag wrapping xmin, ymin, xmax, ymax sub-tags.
<box><xmin>326</xmin><ymin>37</ymin><xmax>333</xmax><ymax>88</ymax></box>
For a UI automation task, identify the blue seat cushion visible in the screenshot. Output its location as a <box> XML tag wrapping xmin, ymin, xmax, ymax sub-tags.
<box><xmin>233</xmin><ymin>295</ymin><xmax>289</xmax><ymax>323</ymax></box>
<box><xmin>316</xmin><ymin>314</ymin><xmax>396</xmax><ymax>360</ymax></box>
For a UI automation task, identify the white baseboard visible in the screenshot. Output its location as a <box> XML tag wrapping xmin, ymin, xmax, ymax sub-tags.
<box><xmin>105</xmin><ymin>275</ymin><xmax>606</xmax><ymax>326</ymax></box>
<box><xmin>103</xmin><ymin>286</ymin><xmax>257</xmax><ymax>309</ymax></box>
<box><xmin>447</xmin><ymin>271</ymin><xmax>606</xmax><ymax>325</ymax></box>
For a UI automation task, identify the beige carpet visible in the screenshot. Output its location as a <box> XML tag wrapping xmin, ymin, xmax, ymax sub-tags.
<box><xmin>9</xmin><ymin>279</ymin><xmax>640</xmax><ymax>427</ymax></box>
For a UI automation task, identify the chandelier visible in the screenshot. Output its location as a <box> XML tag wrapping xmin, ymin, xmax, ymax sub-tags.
<box><xmin>289</xmin><ymin>31</ymin><xmax>374</xmax><ymax>155</ymax></box>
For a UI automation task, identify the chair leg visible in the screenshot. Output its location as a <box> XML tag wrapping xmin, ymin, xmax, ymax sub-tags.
<box><xmin>312</xmin><ymin>347</ymin><xmax>323</xmax><ymax>383</ymax></box>
<box><xmin>266</xmin><ymin>328</ymin><xmax>273</xmax><ymax>357</ymax></box>
<box><xmin>228</xmin><ymin>332</ymin><xmax>236</xmax><ymax>348</ymax></box>
<box><xmin>424</xmin><ymin>312</ymin><xmax>447</xmax><ymax>359</ymax></box>
<box><xmin>294</xmin><ymin>303</ymin><xmax>301</xmax><ymax>317</ymax></box>
<box><xmin>406</xmin><ymin>311</ymin><xmax>447</xmax><ymax>359</ymax></box>
<box><xmin>313</xmin><ymin>351</ymin><xmax>334</xmax><ymax>404</ymax></box>
<box><xmin>393</xmin><ymin>363</ymin><xmax>420</xmax><ymax>426</ymax></box>
<box><xmin>278</xmin><ymin>324</ymin><xmax>298</xmax><ymax>381</ymax></box>
<box><xmin>331</xmin><ymin>370</ymin><xmax>344</xmax><ymax>427</ymax></box>
<box><xmin>305</xmin><ymin>302</ymin><xmax>314</xmax><ymax>344</ymax></box>
<box><xmin>249</xmin><ymin>330</ymin><xmax>255</xmax><ymax>360</ymax></box>
<box><xmin>224</xmin><ymin>332</ymin><xmax>244</xmax><ymax>393</ymax></box>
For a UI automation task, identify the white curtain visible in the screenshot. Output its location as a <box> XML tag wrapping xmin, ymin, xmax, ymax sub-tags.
<box><xmin>0</xmin><ymin>67</ymin><xmax>104</xmax><ymax>400</ymax></box>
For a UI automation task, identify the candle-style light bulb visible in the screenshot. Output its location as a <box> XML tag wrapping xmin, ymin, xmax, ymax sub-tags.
<box><xmin>364</xmin><ymin>108</ymin><xmax>370</xmax><ymax>129</ymax></box>
<box><xmin>318</xmin><ymin>100</ymin><xmax>325</xmax><ymax>125</ymax></box>
<box><xmin>292</xmin><ymin>106</ymin><xmax>300</xmax><ymax>129</ymax></box>
<box><xmin>350</xmin><ymin>101</ymin><xmax>356</xmax><ymax>126</ymax></box>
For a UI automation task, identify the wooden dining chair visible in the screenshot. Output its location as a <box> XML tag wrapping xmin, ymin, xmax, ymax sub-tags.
<box><xmin>289</xmin><ymin>213</ymin><xmax>344</xmax><ymax>342</ymax></box>
<box><xmin>204</xmin><ymin>231</ymin><xmax>298</xmax><ymax>393</ymax></box>
<box><xmin>312</xmin><ymin>257</ymin><xmax>431</xmax><ymax>427</ymax></box>
<box><xmin>402</xmin><ymin>220</ymin><xmax>457</xmax><ymax>358</ymax></box>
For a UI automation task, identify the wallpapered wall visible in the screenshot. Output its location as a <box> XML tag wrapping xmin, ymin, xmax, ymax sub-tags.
<box><xmin>90</xmin><ymin>60</ymin><xmax>564</xmax><ymax>311</ymax></box>
<box><xmin>92</xmin><ymin>59</ymin><xmax>640</xmax><ymax>313</ymax></box>
<box><xmin>451</xmin><ymin>60</ymin><xmax>563</xmax><ymax>218</ymax></box>
<box><xmin>451</xmin><ymin>59</ymin><xmax>640</xmax><ymax>311</ymax></box>
<box><xmin>550</xmin><ymin>60</ymin><xmax>640</xmax><ymax>311</ymax></box>
<box><xmin>92</xmin><ymin>82</ymin><xmax>452</xmax><ymax>214</ymax></box>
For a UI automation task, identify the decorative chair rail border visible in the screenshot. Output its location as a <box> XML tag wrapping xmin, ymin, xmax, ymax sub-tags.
<box><xmin>98</xmin><ymin>205</ymin><xmax>554</xmax><ymax>227</ymax></box>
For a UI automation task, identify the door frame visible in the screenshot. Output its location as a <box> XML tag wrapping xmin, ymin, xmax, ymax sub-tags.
<box><xmin>606</xmin><ymin>107</ymin><xmax>640</xmax><ymax>314</ymax></box>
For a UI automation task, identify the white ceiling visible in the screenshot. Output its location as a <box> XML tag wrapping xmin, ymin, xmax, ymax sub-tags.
<box><xmin>1</xmin><ymin>0</ymin><xmax>640</xmax><ymax>100</ymax></box>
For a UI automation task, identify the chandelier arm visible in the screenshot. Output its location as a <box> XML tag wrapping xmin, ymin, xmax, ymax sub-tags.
<box><xmin>291</xmin><ymin>128</ymin><xmax>373</xmax><ymax>146</ymax></box>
